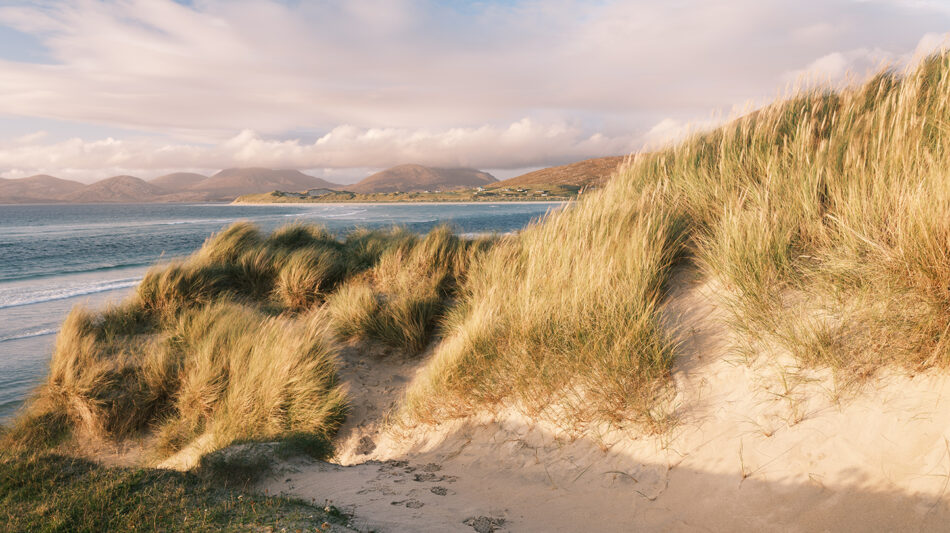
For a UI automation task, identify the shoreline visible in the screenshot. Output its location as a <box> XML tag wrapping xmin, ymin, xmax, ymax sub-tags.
<box><xmin>231</xmin><ymin>200</ymin><xmax>570</xmax><ymax>207</ymax></box>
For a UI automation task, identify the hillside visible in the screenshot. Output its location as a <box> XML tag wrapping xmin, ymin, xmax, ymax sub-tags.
<box><xmin>63</xmin><ymin>175</ymin><xmax>169</xmax><ymax>203</ymax></box>
<box><xmin>0</xmin><ymin>168</ymin><xmax>345</xmax><ymax>203</ymax></box>
<box><xmin>148</xmin><ymin>172</ymin><xmax>207</xmax><ymax>190</ymax></box>
<box><xmin>494</xmin><ymin>155</ymin><xmax>625</xmax><ymax>188</ymax></box>
<box><xmin>0</xmin><ymin>174</ymin><xmax>86</xmax><ymax>203</ymax></box>
<box><xmin>192</xmin><ymin>168</ymin><xmax>341</xmax><ymax>198</ymax></box>
<box><xmin>349</xmin><ymin>164</ymin><xmax>496</xmax><ymax>193</ymax></box>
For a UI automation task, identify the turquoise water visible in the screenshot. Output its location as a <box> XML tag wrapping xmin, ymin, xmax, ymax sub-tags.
<box><xmin>0</xmin><ymin>202</ymin><xmax>561</xmax><ymax>420</ymax></box>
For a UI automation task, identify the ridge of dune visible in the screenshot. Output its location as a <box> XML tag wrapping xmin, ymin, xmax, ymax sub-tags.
<box><xmin>262</xmin><ymin>268</ymin><xmax>950</xmax><ymax>532</ymax></box>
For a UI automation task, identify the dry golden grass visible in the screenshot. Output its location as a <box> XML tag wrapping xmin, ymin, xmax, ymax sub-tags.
<box><xmin>401</xmin><ymin>179</ymin><xmax>686</xmax><ymax>430</ymax></box>
<box><xmin>400</xmin><ymin>52</ymin><xmax>950</xmax><ymax>429</ymax></box>
<box><xmin>11</xmin><ymin>221</ymin><xmax>488</xmax><ymax>460</ymax></box>
<box><xmin>11</xmin><ymin>52</ymin><xmax>950</xmax><ymax>456</ymax></box>
<box><xmin>153</xmin><ymin>302</ymin><xmax>345</xmax><ymax>456</ymax></box>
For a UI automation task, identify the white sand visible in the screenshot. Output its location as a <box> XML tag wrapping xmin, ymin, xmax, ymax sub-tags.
<box><xmin>262</xmin><ymin>270</ymin><xmax>950</xmax><ymax>532</ymax></box>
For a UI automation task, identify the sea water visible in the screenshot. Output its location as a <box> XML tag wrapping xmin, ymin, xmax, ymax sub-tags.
<box><xmin>0</xmin><ymin>202</ymin><xmax>561</xmax><ymax>420</ymax></box>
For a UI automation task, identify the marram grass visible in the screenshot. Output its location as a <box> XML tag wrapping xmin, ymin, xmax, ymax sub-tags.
<box><xmin>400</xmin><ymin>52</ymin><xmax>950</xmax><ymax>427</ymax></box>
<box><xmin>9</xmin><ymin>52</ymin><xmax>950</xmax><ymax>458</ymax></box>
<box><xmin>6</xmin><ymin>222</ymin><xmax>488</xmax><ymax>460</ymax></box>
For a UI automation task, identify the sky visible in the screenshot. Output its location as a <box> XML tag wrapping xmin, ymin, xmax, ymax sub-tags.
<box><xmin>0</xmin><ymin>0</ymin><xmax>947</xmax><ymax>184</ymax></box>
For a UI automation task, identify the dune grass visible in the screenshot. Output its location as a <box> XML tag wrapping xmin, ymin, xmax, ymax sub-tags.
<box><xmin>398</xmin><ymin>52</ymin><xmax>950</xmax><ymax>429</ymax></box>
<box><xmin>327</xmin><ymin>226</ymin><xmax>493</xmax><ymax>354</ymax></box>
<box><xmin>401</xmin><ymin>178</ymin><xmax>686</xmax><ymax>430</ymax></box>
<box><xmin>665</xmin><ymin>55</ymin><xmax>950</xmax><ymax>381</ymax></box>
<box><xmin>8</xmin><ymin>222</ymin><xmax>490</xmax><ymax>462</ymax></box>
<box><xmin>11</xmin><ymin>52</ymin><xmax>950</xmax><ymax>463</ymax></box>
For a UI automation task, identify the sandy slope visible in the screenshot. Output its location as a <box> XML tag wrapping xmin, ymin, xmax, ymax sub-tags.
<box><xmin>263</xmin><ymin>270</ymin><xmax>950</xmax><ymax>532</ymax></box>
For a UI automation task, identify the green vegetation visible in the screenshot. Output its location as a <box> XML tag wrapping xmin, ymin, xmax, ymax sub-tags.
<box><xmin>0</xmin><ymin>451</ymin><xmax>352</xmax><ymax>532</ymax></box>
<box><xmin>233</xmin><ymin>184</ymin><xmax>581</xmax><ymax>204</ymax></box>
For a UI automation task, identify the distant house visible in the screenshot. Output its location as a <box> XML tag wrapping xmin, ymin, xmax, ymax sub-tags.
<box><xmin>306</xmin><ymin>188</ymin><xmax>335</xmax><ymax>197</ymax></box>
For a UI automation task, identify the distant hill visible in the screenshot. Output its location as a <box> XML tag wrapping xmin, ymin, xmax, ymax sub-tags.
<box><xmin>0</xmin><ymin>168</ymin><xmax>350</xmax><ymax>204</ymax></box>
<box><xmin>0</xmin><ymin>174</ymin><xmax>87</xmax><ymax>203</ymax></box>
<box><xmin>149</xmin><ymin>172</ymin><xmax>208</xmax><ymax>190</ymax></box>
<box><xmin>64</xmin><ymin>175</ymin><xmax>170</xmax><ymax>203</ymax></box>
<box><xmin>191</xmin><ymin>168</ymin><xmax>341</xmax><ymax>199</ymax></box>
<box><xmin>350</xmin><ymin>164</ymin><xmax>496</xmax><ymax>193</ymax></box>
<box><xmin>494</xmin><ymin>156</ymin><xmax>626</xmax><ymax>188</ymax></box>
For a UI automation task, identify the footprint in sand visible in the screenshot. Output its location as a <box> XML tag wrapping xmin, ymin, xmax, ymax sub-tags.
<box><xmin>464</xmin><ymin>516</ymin><xmax>506</xmax><ymax>533</ymax></box>
<box><xmin>390</xmin><ymin>499</ymin><xmax>424</xmax><ymax>508</ymax></box>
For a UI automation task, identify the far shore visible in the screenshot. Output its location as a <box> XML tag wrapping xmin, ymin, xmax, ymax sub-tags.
<box><xmin>231</xmin><ymin>200</ymin><xmax>570</xmax><ymax>207</ymax></box>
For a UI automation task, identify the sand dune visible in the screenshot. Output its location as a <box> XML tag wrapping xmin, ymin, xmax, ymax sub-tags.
<box><xmin>263</xmin><ymin>269</ymin><xmax>950</xmax><ymax>532</ymax></box>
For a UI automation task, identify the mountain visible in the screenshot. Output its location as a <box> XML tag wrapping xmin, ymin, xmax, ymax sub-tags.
<box><xmin>190</xmin><ymin>168</ymin><xmax>341</xmax><ymax>198</ymax></box>
<box><xmin>63</xmin><ymin>175</ymin><xmax>170</xmax><ymax>203</ymax></box>
<box><xmin>350</xmin><ymin>164</ymin><xmax>497</xmax><ymax>193</ymax></box>
<box><xmin>149</xmin><ymin>172</ymin><xmax>208</xmax><ymax>190</ymax></box>
<box><xmin>493</xmin><ymin>156</ymin><xmax>626</xmax><ymax>188</ymax></box>
<box><xmin>0</xmin><ymin>174</ymin><xmax>86</xmax><ymax>203</ymax></box>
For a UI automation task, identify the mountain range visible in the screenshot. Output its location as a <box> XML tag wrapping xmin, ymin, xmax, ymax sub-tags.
<box><xmin>0</xmin><ymin>168</ymin><xmax>345</xmax><ymax>204</ymax></box>
<box><xmin>0</xmin><ymin>158</ymin><xmax>622</xmax><ymax>204</ymax></box>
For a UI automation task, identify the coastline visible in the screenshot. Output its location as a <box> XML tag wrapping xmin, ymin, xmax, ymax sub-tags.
<box><xmin>231</xmin><ymin>200</ymin><xmax>570</xmax><ymax>207</ymax></box>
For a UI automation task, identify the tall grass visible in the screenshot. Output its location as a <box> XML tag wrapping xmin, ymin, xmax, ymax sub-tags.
<box><xmin>327</xmin><ymin>226</ymin><xmax>492</xmax><ymax>354</ymax></box>
<box><xmin>154</xmin><ymin>303</ymin><xmax>345</xmax><ymax>456</ymax></box>
<box><xmin>402</xmin><ymin>179</ymin><xmax>686</xmax><ymax>430</ymax></box>
<box><xmin>400</xmin><ymin>52</ymin><xmax>950</xmax><ymax>429</ymax></box>
<box><xmin>666</xmin><ymin>55</ymin><xmax>950</xmax><ymax>379</ymax></box>
<box><xmin>14</xmin><ymin>52</ymin><xmax>950</xmax><ymax>457</ymax></box>
<box><xmin>11</xmin><ymin>221</ymin><xmax>491</xmax><ymax>460</ymax></box>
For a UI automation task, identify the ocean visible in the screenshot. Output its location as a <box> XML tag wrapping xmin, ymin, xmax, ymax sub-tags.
<box><xmin>0</xmin><ymin>202</ymin><xmax>561</xmax><ymax>421</ymax></box>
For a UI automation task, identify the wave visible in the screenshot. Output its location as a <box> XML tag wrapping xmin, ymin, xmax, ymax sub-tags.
<box><xmin>315</xmin><ymin>209</ymin><xmax>368</xmax><ymax>219</ymax></box>
<box><xmin>0</xmin><ymin>262</ymin><xmax>154</xmax><ymax>284</ymax></box>
<box><xmin>2</xmin><ymin>218</ymin><xmax>219</xmax><ymax>235</ymax></box>
<box><xmin>0</xmin><ymin>327</ymin><xmax>58</xmax><ymax>343</ymax></box>
<box><xmin>0</xmin><ymin>277</ymin><xmax>141</xmax><ymax>310</ymax></box>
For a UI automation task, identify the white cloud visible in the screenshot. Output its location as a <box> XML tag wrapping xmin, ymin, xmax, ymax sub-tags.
<box><xmin>0</xmin><ymin>0</ymin><xmax>947</xmax><ymax>176</ymax></box>
<box><xmin>781</xmin><ymin>32</ymin><xmax>950</xmax><ymax>87</ymax></box>
<box><xmin>0</xmin><ymin>119</ymin><xmax>641</xmax><ymax>182</ymax></box>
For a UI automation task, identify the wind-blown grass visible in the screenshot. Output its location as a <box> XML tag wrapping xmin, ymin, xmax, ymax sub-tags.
<box><xmin>153</xmin><ymin>302</ymin><xmax>346</xmax><ymax>457</ymax></box>
<box><xmin>327</xmin><ymin>226</ymin><xmax>492</xmax><ymax>354</ymax></box>
<box><xmin>665</xmin><ymin>55</ymin><xmax>950</xmax><ymax>380</ymax></box>
<box><xmin>9</xmin><ymin>222</ymin><xmax>490</xmax><ymax>461</ymax></box>
<box><xmin>402</xmin><ymin>180</ymin><xmax>686</xmax><ymax>430</ymax></box>
<box><xmin>11</xmin><ymin>52</ymin><xmax>950</xmax><ymax>460</ymax></box>
<box><xmin>400</xmin><ymin>52</ymin><xmax>950</xmax><ymax>429</ymax></box>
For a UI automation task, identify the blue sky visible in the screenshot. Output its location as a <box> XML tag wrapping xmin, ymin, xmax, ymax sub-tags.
<box><xmin>0</xmin><ymin>0</ymin><xmax>947</xmax><ymax>182</ymax></box>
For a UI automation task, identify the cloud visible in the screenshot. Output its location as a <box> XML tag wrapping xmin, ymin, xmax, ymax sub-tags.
<box><xmin>781</xmin><ymin>33</ymin><xmax>950</xmax><ymax>86</ymax></box>
<box><xmin>0</xmin><ymin>119</ymin><xmax>642</xmax><ymax>181</ymax></box>
<box><xmin>0</xmin><ymin>0</ymin><xmax>948</xmax><ymax>176</ymax></box>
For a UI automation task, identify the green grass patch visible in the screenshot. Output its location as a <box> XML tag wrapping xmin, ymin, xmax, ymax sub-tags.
<box><xmin>0</xmin><ymin>452</ymin><xmax>352</xmax><ymax>533</ymax></box>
